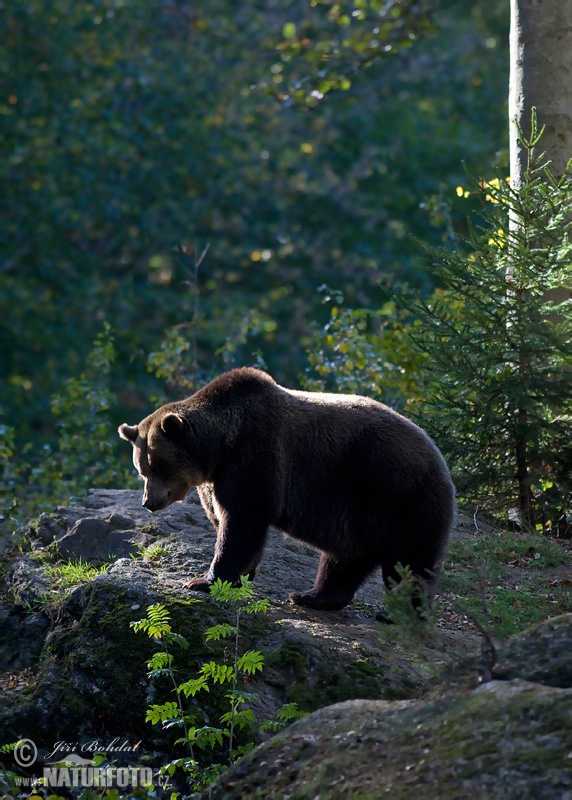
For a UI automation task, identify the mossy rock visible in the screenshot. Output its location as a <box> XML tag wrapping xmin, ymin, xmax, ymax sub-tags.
<box><xmin>202</xmin><ymin>681</ymin><xmax>572</xmax><ymax>799</ymax></box>
<box><xmin>266</xmin><ymin>639</ymin><xmax>413</xmax><ymax>711</ymax></box>
<box><xmin>0</xmin><ymin>575</ymin><xmax>236</xmax><ymax>754</ymax></box>
<box><xmin>494</xmin><ymin>613</ymin><xmax>572</xmax><ymax>688</ymax></box>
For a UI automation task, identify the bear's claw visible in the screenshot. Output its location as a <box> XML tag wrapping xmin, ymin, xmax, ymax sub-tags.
<box><xmin>288</xmin><ymin>591</ymin><xmax>346</xmax><ymax>611</ymax></box>
<box><xmin>185</xmin><ymin>578</ymin><xmax>212</xmax><ymax>593</ymax></box>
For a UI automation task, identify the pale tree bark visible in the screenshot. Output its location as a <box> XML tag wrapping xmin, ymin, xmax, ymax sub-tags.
<box><xmin>508</xmin><ymin>0</ymin><xmax>572</xmax><ymax>524</ymax></box>
<box><xmin>509</xmin><ymin>0</ymin><xmax>572</xmax><ymax>186</ymax></box>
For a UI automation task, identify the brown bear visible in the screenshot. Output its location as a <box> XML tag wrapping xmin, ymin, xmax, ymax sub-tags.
<box><xmin>119</xmin><ymin>367</ymin><xmax>455</xmax><ymax>620</ymax></box>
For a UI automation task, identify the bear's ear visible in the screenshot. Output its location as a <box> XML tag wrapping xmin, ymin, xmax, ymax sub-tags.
<box><xmin>161</xmin><ymin>413</ymin><xmax>185</xmax><ymax>439</ymax></box>
<box><xmin>118</xmin><ymin>423</ymin><xmax>139</xmax><ymax>443</ymax></box>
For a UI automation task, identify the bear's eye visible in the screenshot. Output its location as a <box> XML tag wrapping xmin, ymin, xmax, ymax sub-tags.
<box><xmin>147</xmin><ymin>453</ymin><xmax>171</xmax><ymax>479</ymax></box>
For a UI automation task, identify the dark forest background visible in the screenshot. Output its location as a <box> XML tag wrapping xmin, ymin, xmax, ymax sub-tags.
<box><xmin>1</xmin><ymin>0</ymin><xmax>509</xmax><ymax>438</ymax></box>
<box><xmin>20</xmin><ymin>2</ymin><xmax>572</xmax><ymax>532</ymax></box>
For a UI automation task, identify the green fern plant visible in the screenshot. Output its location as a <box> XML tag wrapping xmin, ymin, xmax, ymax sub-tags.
<box><xmin>131</xmin><ymin>578</ymin><xmax>304</xmax><ymax>794</ymax></box>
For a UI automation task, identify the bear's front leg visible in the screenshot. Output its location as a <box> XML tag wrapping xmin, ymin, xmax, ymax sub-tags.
<box><xmin>187</xmin><ymin>513</ymin><xmax>268</xmax><ymax>592</ymax></box>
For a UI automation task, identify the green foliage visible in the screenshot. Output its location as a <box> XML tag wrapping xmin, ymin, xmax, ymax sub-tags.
<box><xmin>272</xmin><ymin>0</ymin><xmax>442</xmax><ymax>108</ymax></box>
<box><xmin>302</xmin><ymin>286</ymin><xmax>427</xmax><ymax>411</ymax></box>
<box><xmin>131</xmin><ymin>602</ymin><xmax>192</xmax><ymax>654</ymax></box>
<box><xmin>131</xmin><ymin>579</ymin><xmax>304</xmax><ymax>795</ymax></box>
<box><xmin>381</xmin><ymin>563</ymin><xmax>431</xmax><ymax>628</ymax></box>
<box><xmin>259</xmin><ymin>703</ymin><xmax>306</xmax><ymax>735</ymax></box>
<box><xmin>131</xmin><ymin>602</ymin><xmax>173</xmax><ymax>638</ymax></box>
<box><xmin>147</xmin><ymin>327</ymin><xmax>198</xmax><ymax>399</ymax></box>
<box><xmin>0</xmin><ymin>421</ymin><xmax>21</xmax><ymax>531</ymax></box>
<box><xmin>44</xmin><ymin>325</ymin><xmax>120</xmax><ymax>494</ymax></box>
<box><xmin>309</xmin><ymin>117</ymin><xmax>571</xmax><ymax>535</ymax></box>
<box><xmin>1</xmin><ymin>326</ymin><xmax>136</xmax><ymax>534</ymax></box>
<box><xmin>1</xmin><ymin>0</ymin><xmax>509</xmax><ymax>456</ymax></box>
<box><xmin>395</xmin><ymin>116</ymin><xmax>572</xmax><ymax>534</ymax></box>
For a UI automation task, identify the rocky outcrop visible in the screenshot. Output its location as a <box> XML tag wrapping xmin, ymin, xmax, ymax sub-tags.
<box><xmin>1</xmin><ymin>490</ymin><xmax>457</xmax><ymax>763</ymax></box>
<box><xmin>493</xmin><ymin>613</ymin><xmax>572</xmax><ymax>688</ymax></box>
<box><xmin>1</xmin><ymin>489</ymin><xmax>570</xmax><ymax>799</ymax></box>
<box><xmin>203</xmin><ymin>676</ymin><xmax>572</xmax><ymax>799</ymax></box>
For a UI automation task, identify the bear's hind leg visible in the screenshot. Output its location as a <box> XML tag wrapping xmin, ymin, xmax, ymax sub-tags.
<box><xmin>289</xmin><ymin>553</ymin><xmax>375</xmax><ymax>611</ymax></box>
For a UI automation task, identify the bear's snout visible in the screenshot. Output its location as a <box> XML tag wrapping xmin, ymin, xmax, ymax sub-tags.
<box><xmin>142</xmin><ymin>489</ymin><xmax>171</xmax><ymax>512</ymax></box>
<box><xmin>143</xmin><ymin>496</ymin><xmax>159</xmax><ymax>512</ymax></box>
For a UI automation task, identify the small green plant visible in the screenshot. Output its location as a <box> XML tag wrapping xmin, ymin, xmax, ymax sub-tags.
<box><xmin>45</xmin><ymin>558</ymin><xmax>108</xmax><ymax>590</ymax></box>
<box><xmin>138</xmin><ymin>542</ymin><xmax>171</xmax><ymax>562</ymax></box>
<box><xmin>302</xmin><ymin>286</ymin><xmax>427</xmax><ymax>413</ymax></box>
<box><xmin>131</xmin><ymin>578</ymin><xmax>303</xmax><ymax>794</ymax></box>
<box><xmin>28</xmin><ymin>543</ymin><xmax>59</xmax><ymax>563</ymax></box>
<box><xmin>381</xmin><ymin>563</ymin><xmax>432</xmax><ymax>630</ymax></box>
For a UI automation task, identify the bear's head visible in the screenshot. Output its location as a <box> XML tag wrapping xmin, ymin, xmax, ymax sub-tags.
<box><xmin>119</xmin><ymin>410</ymin><xmax>207</xmax><ymax>512</ymax></box>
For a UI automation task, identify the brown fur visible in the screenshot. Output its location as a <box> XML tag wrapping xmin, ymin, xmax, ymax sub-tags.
<box><xmin>119</xmin><ymin>368</ymin><xmax>455</xmax><ymax>620</ymax></box>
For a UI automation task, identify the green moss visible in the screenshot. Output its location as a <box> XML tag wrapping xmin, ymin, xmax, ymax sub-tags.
<box><xmin>266</xmin><ymin>640</ymin><xmax>308</xmax><ymax>680</ymax></box>
<box><xmin>206</xmin><ymin>685</ymin><xmax>572</xmax><ymax>799</ymax></box>
<box><xmin>382</xmin><ymin>676</ymin><xmax>420</xmax><ymax>701</ymax></box>
<box><xmin>394</xmin><ymin>689</ymin><xmax>571</xmax><ymax>782</ymax></box>
<box><xmin>21</xmin><ymin>582</ymin><xmax>246</xmax><ymax>751</ymax></box>
<box><xmin>346</xmin><ymin>659</ymin><xmax>385</xmax><ymax>696</ymax></box>
<box><xmin>267</xmin><ymin>641</ymin><xmax>407</xmax><ymax>712</ymax></box>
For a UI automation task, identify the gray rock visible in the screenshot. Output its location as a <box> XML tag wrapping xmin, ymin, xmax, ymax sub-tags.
<box><xmin>7</xmin><ymin>556</ymin><xmax>52</xmax><ymax>606</ymax></box>
<box><xmin>56</xmin><ymin>517</ymin><xmax>109</xmax><ymax>554</ymax></box>
<box><xmin>54</xmin><ymin>517</ymin><xmax>154</xmax><ymax>563</ymax></box>
<box><xmin>82</xmin><ymin>489</ymin><xmax>136</xmax><ymax>510</ymax></box>
<box><xmin>106</xmin><ymin>513</ymin><xmax>137</xmax><ymax>531</ymax></box>
<box><xmin>494</xmin><ymin>613</ymin><xmax>572</xmax><ymax>688</ymax></box>
<box><xmin>30</xmin><ymin>512</ymin><xmax>66</xmax><ymax>546</ymax></box>
<box><xmin>203</xmin><ymin>683</ymin><xmax>572</xmax><ymax>799</ymax></box>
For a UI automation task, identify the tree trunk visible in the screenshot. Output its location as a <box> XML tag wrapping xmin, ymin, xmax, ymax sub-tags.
<box><xmin>508</xmin><ymin>0</ymin><xmax>572</xmax><ymax>524</ymax></box>
<box><xmin>509</xmin><ymin>0</ymin><xmax>572</xmax><ymax>187</ymax></box>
